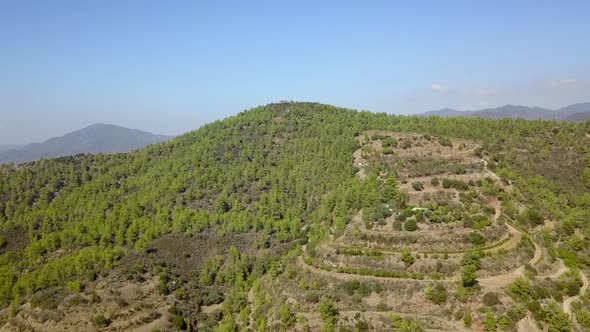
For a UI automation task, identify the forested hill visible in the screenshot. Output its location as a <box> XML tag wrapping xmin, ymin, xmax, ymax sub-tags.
<box><xmin>0</xmin><ymin>102</ymin><xmax>589</xmax><ymax>329</ymax></box>
<box><xmin>0</xmin><ymin>123</ymin><xmax>172</xmax><ymax>164</ymax></box>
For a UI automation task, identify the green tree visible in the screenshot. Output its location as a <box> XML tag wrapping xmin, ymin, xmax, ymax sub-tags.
<box><xmin>546</xmin><ymin>302</ymin><xmax>571</xmax><ymax>332</ymax></box>
<box><xmin>319</xmin><ymin>298</ymin><xmax>338</xmax><ymax>332</ymax></box>
<box><xmin>483</xmin><ymin>311</ymin><xmax>497</xmax><ymax>331</ymax></box>
<box><xmin>278</xmin><ymin>304</ymin><xmax>296</xmax><ymax>328</ymax></box>
<box><xmin>401</xmin><ymin>249</ymin><xmax>416</xmax><ymax>266</ymax></box>
<box><xmin>461</xmin><ymin>265</ymin><xmax>478</xmax><ymax>288</ymax></box>
<box><xmin>509</xmin><ymin>278</ymin><xmax>532</xmax><ymax>302</ymax></box>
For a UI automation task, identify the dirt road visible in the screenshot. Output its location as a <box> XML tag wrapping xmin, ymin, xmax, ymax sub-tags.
<box><xmin>563</xmin><ymin>271</ymin><xmax>589</xmax><ymax>317</ymax></box>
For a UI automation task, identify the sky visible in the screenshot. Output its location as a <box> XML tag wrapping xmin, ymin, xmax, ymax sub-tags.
<box><xmin>1</xmin><ymin>1</ymin><xmax>589</xmax><ymax>144</ymax></box>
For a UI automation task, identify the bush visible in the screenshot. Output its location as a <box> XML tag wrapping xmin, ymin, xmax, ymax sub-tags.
<box><xmin>509</xmin><ymin>278</ymin><xmax>532</xmax><ymax>302</ymax></box>
<box><xmin>395</xmin><ymin>213</ymin><xmax>407</xmax><ymax>222</ymax></box>
<box><xmin>442</xmin><ymin>178</ymin><xmax>451</xmax><ymax>189</ymax></box>
<box><xmin>461</xmin><ymin>252</ymin><xmax>483</xmax><ymax>269</ymax></box>
<box><xmin>483</xmin><ymin>312</ymin><xmax>497</xmax><ymax>331</ymax></box>
<box><xmin>382</xmin><ymin>137</ymin><xmax>397</xmax><ymax>148</ymax></box>
<box><xmin>391</xmin><ymin>314</ymin><xmax>424</xmax><ymax>332</ymax></box>
<box><xmin>279</xmin><ymin>304</ymin><xmax>296</xmax><ymax>328</ymax></box>
<box><xmin>482</xmin><ymin>292</ymin><xmax>501</xmax><ymax>306</ymax></box>
<box><xmin>430</xmin><ymin>178</ymin><xmax>440</xmax><ymax>187</ymax></box>
<box><xmin>438</xmin><ymin>137</ymin><xmax>452</xmax><ymax>147</ymax></box>
<box><xmin>412</xmin><ymin>182</ymin><xmax>424</xmax><ymax>191</ymax></box>
<box><xmin>401</xmin><ymin>249</ymin><xmax>416</xmax><ymax>266</ymax></box>
<box><xmin>94</xmin><ymin>314</ymin><xmax>111</xmax><ymax>328</ymax></box>
<box><xmin>546</xmin><ymin>301</ymin><xmax>571</xmax><ymax>332</ymax></box>
<box><xmin>560</xmin><ymin>272</ymin><xmax>582</xmax><ymax>296</ymax></box>
<box><xmin>67</xmin><ymin>279</ymin><xmax>84</xmax><ymax>293</ymax></box>
<box><xmin>404</xmin><ymin>219</ymin><xmax>418</xmax><ymax>232</ymax></box>
<box><xmin>461</xmin><ymin>265</ymin><xmax>478</xmax><ymax>288</ymax></box>
<box><xmin>305</xmin><ymin>292</ymin><xmax>320</xmax><ymax>303</ymax></box>
<box><xmin>463</xmin><ymin>313</ymin><xmax>473</xmax><ymax>327</ymax></box>
<box><xmin>425</xmin><ymin>283</ymin><xmax>447</xmax><ymax>305</ymax></box>
<box><xmin>526</xmin><ymin>209</ymin><xmax>544</xmax><ymax>226</ymax></box>
<box><xmin>577</xmin><ymin>309</ymin><xmax>590</xmax><ymax>330</ymax></box>
<box><xmin>468</xmin><ymin>232</ymin><xmax>486</xmax><ymax>246</ymax></box>
<box><xmin>319</xmin><ymin>298</ymin><xmax>338</xmax><ymax>329</ymax></box>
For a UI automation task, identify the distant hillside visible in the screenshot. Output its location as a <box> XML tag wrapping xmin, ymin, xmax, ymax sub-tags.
<box><xmin>565</xmin><ymin>112</ymin><xmax>590</xmax><ymax>122</ymax></box>
<box><xmin>419</xmin><ymin>102</ymin><xmax>590</xmax><ymax>121</ymax></box>
<box><xmin>0</xmin><ymin>123</ymin><xmax>173</xmax><ymax>164</ymax></box>
<box><xmin>0</xmin><ymin>144</ymin><xmax>26</xmax><ymax>154</ymax></box>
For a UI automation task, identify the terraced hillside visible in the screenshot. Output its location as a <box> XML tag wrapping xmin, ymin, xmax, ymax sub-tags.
<box><xmin>0</xmin><ymin>103</ymin><xmax>590</xmax><ymax>331</ymax></box>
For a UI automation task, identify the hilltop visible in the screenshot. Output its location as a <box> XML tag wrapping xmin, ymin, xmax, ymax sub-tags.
<box><xmin>0</xmin><ymin>102</ymin><xmax>589</xmax><ymax>331</ymax></box>
<box><xmin>0</xmin><ymin>123</ymin><xmax>173</xmax><ymax>164</ymax></box>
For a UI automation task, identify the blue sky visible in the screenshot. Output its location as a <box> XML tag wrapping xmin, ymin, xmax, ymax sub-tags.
<box><xmin>1</xmin><ymin>1</ymin><xmax>589</xmax><ymax>144</ymax></box>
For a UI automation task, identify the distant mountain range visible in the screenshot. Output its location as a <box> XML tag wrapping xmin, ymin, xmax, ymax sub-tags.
<box><xmin>0</xmin><ymin>144</ymin><xmax>26</xmax><ymax>154</ymax></box>
<box><xmin>418</xmin><ymin>102</ymin><xmax>590</xmax><ymax>122</ymax></box>
<box><xmin>0</xmin><ymin>123</ymin><xmax>173</xmax><ymax>164</ymax></box>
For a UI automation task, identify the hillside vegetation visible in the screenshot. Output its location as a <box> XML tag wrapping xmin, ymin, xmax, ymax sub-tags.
<box><xmin>1</xmin><ymin>102</ymin><xmax>590</xmax><ymax>331</ymax></box>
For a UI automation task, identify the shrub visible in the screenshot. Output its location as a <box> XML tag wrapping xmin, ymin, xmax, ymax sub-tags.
<box><xmin>425</xmin><ymin>284</ymin><xmax>447</xmax><ymax>305</ymax></box>
<box><xmin>391</xmin><ymin>314</ymin><xmax>424</xmax><ymax>332</ymax></box>
<box><xmin>438</xmin><ymin>137</ymin><xmax>452</xmax><ymax>147</ymax></box>
<box><xmin>497</xmin><ymin>315</ymin><xmax>510</xmax><ymax>330</ymax></box>
<box><xmin>468</xmin><ymin>232</ymin><xmax>486</xmax><ymax>246</ymax></box>
<box><xmin>526</xmin><ymin>209</ymin><xmax>544</xmax><ymax>226</ymax></box>
<box><xmin>461</xmin><ymin>252</ymin><xmax>483</xmax><ymax>269</ymax></box>
<box><xmin>509</xmin><ymin>278</ymin><xmax>532</xmax><ymax>302</ymax></box>
<box><xmin>430</xmin><ymin>177</ymin><xmax>440</xmax><ymax>187</ymax></box>
<box><xmin>401</xmin><ymin>249</ymin><xmax>416</xmax><ymax>266</ymax></box>
<box><xmin>319</xmin><ymin>298</ymin><xmax>338</xmax><ymax>330</ymax></box>
<box><xmin>67</xmin><ymin>279</ymin><xmax>84</xmax><ymax>293</ymax></box>
<box><xmin>560</xmin><ymin>272</ymin><xmax>582</xmax><ymax>296</ymax></box>
<box><xmin>355</xmin><ymin>320</ymin><xmax>369</xmax><ymax>331</ymax></box>
<box><xmin>305</xmin><ymin>292</ymin><xmax>320</xmax><ymax>303</ymax></box>
<box><xmin>483</xmin><ymin>312</ymin><xmax>497</xmax><ymax>331</ymax></box>
<box><xmin>546</xmin><ymin>301</ymin><xmax>571</xmax><ymax>332</ymax></box>
<box><xmin>401</xmin><ymin>140</ymin><xmax>412</xmax><ymax>149</ymax></box>
<box><xmin>577</xmin><ymin>309</ymin><xmax>590</xmax><ymax>330</ymax></box>
<box><xmin>442</xmin><ymin>178</ymin><xmax>451</xmax><ymax>189</ymax></box>
<box><xmin>395</xmin><ymin>213</ymin><xmax>407</xmax><ymax>222</ymax></box>
<box><xmin>412</xmin><ymin>182</ymin><xmax>424</xmax><ymax>191</ymax></box>
<box><xmin>404</xmin><ymin>219</ymin><xmax>418</xmax><ymax>232</ymax></box>
<box><xmin>461</xmin><ymin>265</ymin><xmax>478</xmax><ymax>288</ymax></box>
<box><xmin>482</xmin><ymin>292</ymin><xmax>501</xmax><ymax>306</ymax></box>
<box><xmin>94</xmin><ymin>314</ymin><xmax>111</xmax><ymax>328</ymax></box>
<box><xmin>382</xmin><ymin>137</ymin><xmax>397</xmax><ymax>147</ymax></box>
<box><xmin>279</xmin><ymin>304</ymin><xmax>296</xmax><ymax>328</ymax></box>
<box><xmin>463</xmin><ymin>313</ymin><xmax>473</xmax><ymax>327</ymax></box>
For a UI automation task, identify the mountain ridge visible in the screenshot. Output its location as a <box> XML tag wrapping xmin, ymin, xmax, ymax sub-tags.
<box><xmin>419</xmin><ymin>102</ymin><xmax>590</xmax><ymax>121</ymax></box>
<box><xmin>0</xmin><ymin>123</ymin><xmax>173</xmax><ymax>164</ymax></box>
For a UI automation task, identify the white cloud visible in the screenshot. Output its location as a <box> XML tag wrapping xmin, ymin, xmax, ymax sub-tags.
<box><xmin>431</xmin><ymin>84</ymin><xmax>449</xmax><ymax>93</ymax></box>
<box><xmin>464</xmin><ymin>88</ymin><xmax>496</xmax><ymax>96</ymax></box>
<box><xmin>545</xmin><ymin>79</ymin><xmax>579</xmax><ymax>87</ymax></box>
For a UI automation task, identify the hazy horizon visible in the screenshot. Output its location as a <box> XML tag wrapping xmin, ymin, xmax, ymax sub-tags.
<box><xmin>2</xmin><ymin>1</ymin><xmax>589</xmax><ymax>144</ymax></box>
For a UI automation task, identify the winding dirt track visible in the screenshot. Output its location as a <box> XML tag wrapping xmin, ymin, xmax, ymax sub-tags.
<box><xmin>563</xmin><ymin>271</ymin><xmax>589</xmax><ymax>317</ymax></box>
<box><xmin>301</xmin><ymin>157</ymin><xmax>549</xmax><ymax>288</ymax></box>
<box><xmin>301</xmin><ymin>142</ymin><xmax>579</xmax><ymax>329</ymax></box>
